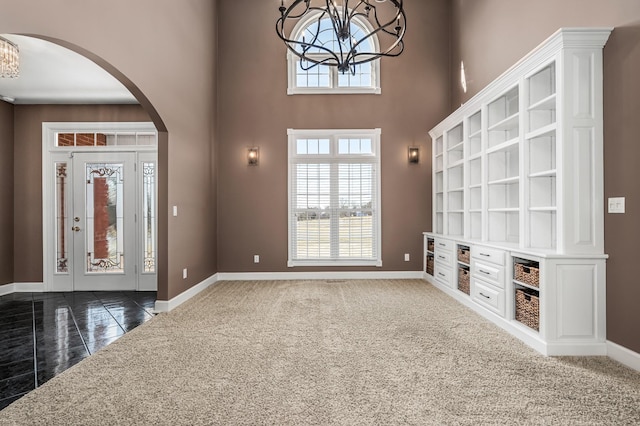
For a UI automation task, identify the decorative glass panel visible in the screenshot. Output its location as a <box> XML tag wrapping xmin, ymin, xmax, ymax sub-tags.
<box><xmin>143</xmin><ymin>162</ymin><xmax>156</xmax><ymax>273</ymax></box>
<box><xmin>85</xmin><ymin>163</ymin><xmax>125</xmax><ymax>273</ymax></box>
<box><xmin>55</xmin><ymin>163</ymin><xmax>68</xmax><ymax>273</ymax></box>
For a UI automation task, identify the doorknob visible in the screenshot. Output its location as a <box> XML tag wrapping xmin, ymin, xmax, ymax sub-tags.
<box><xmin>72</xmin><ymin>226</ymin><xmax>81</xmax><ymax>232</ymax></box>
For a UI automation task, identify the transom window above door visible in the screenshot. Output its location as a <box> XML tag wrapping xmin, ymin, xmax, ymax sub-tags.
<box><xmin>56</xmin><ymin>131</ymin><xmax>157</xmax><ymax>147</ymax></box>
<box><xmin>286</xmin><ymin>13</ymin><xmax>381</xmax><ymax>95</ymax></box>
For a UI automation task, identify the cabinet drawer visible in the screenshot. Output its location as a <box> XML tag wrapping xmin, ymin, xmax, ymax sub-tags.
<box><xmin>471</xmin><ymin>260</ymin><xmax>505</xmax><ymax>289</ymax></box>
<box><xmin>434</xmin><ymin>264</ymin><xmax>454</xmax><ymax>288</ymax></box>
<box><xmin>434</xmin><ymin>251</ymin><xmax>452</xmax><ymax>266</ymax></box>
<box><xmin>472</xmin><ymin>279</ymin><xmax>505</xmax><ymax>317</ymax></box>
<box><xmin>434</xmin><ymin>239</ymin><xmax>454</xmax><ymax>252</ymax></box>
<box><xmin>471</xmin><ymin>246</ymin><xmax>505</xmax><ymax>266</ymax></box>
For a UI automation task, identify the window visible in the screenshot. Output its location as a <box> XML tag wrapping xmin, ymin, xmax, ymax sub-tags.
<box><xmin>288</xmin><ymin>129</ymin><xmax>381</xmax><ymax>267</ymax></box>
<box><xmin>287</xmin><ymin>13</ymin><xmax>381</xmax><ymax>95</ymax></box>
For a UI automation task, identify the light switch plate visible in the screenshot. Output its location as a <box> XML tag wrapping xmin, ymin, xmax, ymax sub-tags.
<box><xmin>608</xmin><ymin>197</ymin><xmax>625</xmax><ymax>214</ymax></box>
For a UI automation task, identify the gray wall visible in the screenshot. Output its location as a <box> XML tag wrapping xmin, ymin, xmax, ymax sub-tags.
<box><xmin>451</xmin><ymin>0</ymin><xmax>640</xmax><ymax>352</ymax></box>
<box><xmin>0</xmin><ymin>0</ymin><xmax>218</xmax><ymax>300</ymax></box>
<box><xmin>216</xmin><ymin>0</ymin><xmax>449</xmax><ymax>272</ymax></box>
<box><xmin>0</xmin><ymin>100</ymin><xmax>13</xmax><ymax>285</ymax></box>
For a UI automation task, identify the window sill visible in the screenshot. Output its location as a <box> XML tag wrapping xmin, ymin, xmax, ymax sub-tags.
<box><xmin>288</xmin><ymin>259</ymin><xmax>382</xmax><ymax>268</ymax></box>
<box><xmin>287</xmin><ymin>87</ymin><xmax>382</xmax><ymax>95</ymax></box>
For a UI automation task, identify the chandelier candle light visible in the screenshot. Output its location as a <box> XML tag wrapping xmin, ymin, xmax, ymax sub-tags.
<box><xmin>276</xmin><ymin>0</ymin><xmax>406</xmax><ymax>74</ymax></box>
<box><xmin>0</xmin><ymin>36</ymin><xmax>19</xmax><ymax>78</ymax></box>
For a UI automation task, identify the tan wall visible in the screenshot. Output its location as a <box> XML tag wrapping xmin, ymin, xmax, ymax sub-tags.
<box><xmin>451</xmin><ymin>0</ymin><xmax>640</xmax><ymax>352</ymax></box>
<box><xmin>1</xmin><ymin>0</ymin><xmax>218</xmax><ymax>300</ymax></box>
<box><xmin>216</xmin><ymin>0</ymin><xmax>449</xmax><ymax>272</ymax></box>
<box><xmin>12</xmin><ymin>104</ymin><xmax>150</xmax><ymax>282</ymax></box>
<box><xmin>0</xmin><ymin>101</ymin><xmax>13</xmax><ymax>285</ymax></box>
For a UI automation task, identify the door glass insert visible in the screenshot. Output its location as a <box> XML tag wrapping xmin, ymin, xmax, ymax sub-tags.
<box><xmin>142</xmin><ymin>162</ymin><xmax>156</xmax><ymax>273</ymax></box>
<box><xmin>85</xmin><ymin>163</ymin><xmax>125</xmax><ymax>273</ymax></box>
<box><xmin>55</xmin><ymin>162</ymin><xmax>68</xmax><ymax>273</ymax></box>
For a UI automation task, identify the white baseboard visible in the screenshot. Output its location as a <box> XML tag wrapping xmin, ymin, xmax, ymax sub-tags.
<box><xmin>217</xmin><ymin>271</ymin><xmax>424</xmax><ymax>281</ymax></box>
<box><xmin>607</xmin><ymin>340</ymin><xmax>640</xmax><ymax>372</ymax></box>
<box><xmin>0</xmin><ymin>282</ymin><xmax>44</xmax><ymax>296</ymax></box>
<box><xmin>153</xmin><ymin>274</ymin><xmax>220</xmax><ymax>313</ymax></box>
<box><xmin>152</xmin><ymin>271</ymin><xmax>422</xmax><ymax>312</ymax></box>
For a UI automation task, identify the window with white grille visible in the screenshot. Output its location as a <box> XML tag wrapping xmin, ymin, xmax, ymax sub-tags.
<box><xmin>288</xmin><ymin>129</ymin><xmax>381</xmax><ymax>267</ymax></box>
<box><xmin>287</xmin><ymin>13</ymin><xmax>381</xmax><ymax>95</ymax></box>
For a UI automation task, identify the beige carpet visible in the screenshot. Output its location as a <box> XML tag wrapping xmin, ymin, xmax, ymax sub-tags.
<box><xmin>1</xmin><ymin>279</ymin><xmax>639</xmax><ymax>425</ymax></box>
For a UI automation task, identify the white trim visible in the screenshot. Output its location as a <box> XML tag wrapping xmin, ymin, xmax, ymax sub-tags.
<box><xmin>607</xmin><ymin>340</ymin><xmax>640</xmax><ymax>372</ymax></box>
<box><xmin>153</xmin><ymin>274</ymin><xmax>221</xmax><ymax>313</ymax></box>
<box><xmin>151</xmin><ymin>271</ymin><xmax>423</xmax><ymax>312</ymax></box>
<box><xmin>217</xmin><ymin>271</ymin><xmax>423</xmax><ymax>281</ymax></box>
<box><xmin>0</xmin><ymin>282</ymin><xmax>45</xmax><ymax>296</ymax></box>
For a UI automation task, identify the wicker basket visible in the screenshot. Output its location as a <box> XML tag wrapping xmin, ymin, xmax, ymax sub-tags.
<box><xmin>457</xmin><ymin>246</ymin><xmax>470</xmax><ymax>264</ymax></box>
<box><xmin>458</xmin><ymin>267</ymin><xmax>470</xmax><ymax>295</ymax></box>
<box><xmin>514</xmin><ymin>262</ymin><xmax>540</xmax><ymax>288</ymax></box>
<box><xmin>515</xmin><ymin>288</ymin><xmax>539</xmax><ymax>331</ymax></box>
<box><xmin>427</xmin><ymin>239</ymin><xmax>434</xmax><ymax>252</ymax></box>
<box><xmin>426</xmin><ymin>256</ymin><xmax>434</xmax><ymax>275</ymax></box>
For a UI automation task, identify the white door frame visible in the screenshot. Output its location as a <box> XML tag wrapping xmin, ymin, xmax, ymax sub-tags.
<box><xmin>42</xmin><ymin>122</ymin><xmax>158</xmax><ymax>292</ymax></box>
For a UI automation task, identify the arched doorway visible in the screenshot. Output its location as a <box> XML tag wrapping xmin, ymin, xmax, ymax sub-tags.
<box><xmin>0</xmin><ymin>34</ymin><xmax>167</xmax><ymax>297</ymax></box>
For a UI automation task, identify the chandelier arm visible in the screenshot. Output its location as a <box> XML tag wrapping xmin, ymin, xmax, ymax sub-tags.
<box><xmin>297</xmin><ymin>55</ymin><xmax>341</xmax><ymax>71</ymax></box>
<box><xmin>366</xmin><ymin>1</ymin><xmax>406</xmax><ymax>38</ymax></box>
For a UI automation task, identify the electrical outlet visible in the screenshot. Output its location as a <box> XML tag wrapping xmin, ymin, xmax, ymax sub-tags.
<box><xmin>254</xmin><ymin>255</ymin><xmax>260</xmax><ymax>263</ymax></box>
<box><xmin>608</xmin><ymin>197</ymin><xmax>625</xmax><ymax>214</ymax></box>
<box><xmin>404</xmin><ymin>253</ymin><xmax>410</xmax><ymax>262</ymax></box>
<box><xmin>182</xmin><ymin>268</ymin><xmax>188</xmax><ymax>279</ymax></box>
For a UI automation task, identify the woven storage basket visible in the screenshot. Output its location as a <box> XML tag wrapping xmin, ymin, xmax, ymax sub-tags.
<box><xmin>515</xmin><ymin>288</ymin><xmax>539</xmax><ymax>331</ymax></box>
<box><xmin>427</xmin><ymin>240</ymin><xmax>434</xmax><ymax>252</ymax></box>
<box><xmin>514</xmin><ymin>262</ymin><xmax>540</xmax><ymax>288</ymax></box>
<box><xmin>457</xmin><ymin>246</ymin><xmax>470</xmax><ymax>264</ymax></box>
<box><xmin>458</xmin><ymin>267</ymin><xmax>470</xmax><ymax>295</ymax></box>
<box><xmin>426</xmin><ymin>256</ymin><xmax>434</xmax><ymax>275</ymax></box>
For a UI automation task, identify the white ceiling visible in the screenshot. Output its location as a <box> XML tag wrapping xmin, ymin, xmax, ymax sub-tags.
<box><xmin>0</xmin><ymin>34</ymin><xmax>138</xmax><ymax>105</ymax></box>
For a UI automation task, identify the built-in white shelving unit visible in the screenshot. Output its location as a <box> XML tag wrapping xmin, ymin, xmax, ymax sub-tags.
<box><xmin>424</xmin><ymin>28</ymin><xmax>611</xmax><ymax>356</ymax></box>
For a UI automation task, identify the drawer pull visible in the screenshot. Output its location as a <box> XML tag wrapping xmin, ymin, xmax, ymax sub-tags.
<box><xmin>439</xmin><ymin>243</ymin><xmax>446</xmax><ymax>247</ymax></box>
<box><xmin>438</xmin><ymin>272</ymin><xmax>446</xmax><ymax>278</ymax></box>
<box><xmin>479</xmin><ymin>292</ymin><xmax>491</xmax><ymax>299</ymax></box>
<box><xmin>480</xmin><ymin>253</ymin><xmax>491</xmax><ymax>257</ymax></box>
<box><xmin>479</xmin><ymin>269</ymin><xmax>491</xmax><ymax>275</ymax></box>
<box><xmin>438</xmin><ymin>255</ymin><xmax>446</xmax><ymax>260</ymax></box>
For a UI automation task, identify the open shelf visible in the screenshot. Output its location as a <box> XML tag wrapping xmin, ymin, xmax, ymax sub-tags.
<box><xmin>469</xmin><ymin>157</ymin><xmax>482</xmax><ymax>187</ymax></box>
<box><xmin>435</xmin><ymin>136</ymin><xmax>443</xmax><ymax>156</ymax></box>
<box><xmin>469</xmin><ymin>111</ymin><xmax>483</xmax><ymax>156</ymax></box>
<box><xmin>447</xmin><ymin>165</ymin><xmax>464</xmax><ymax>190</ymax></box>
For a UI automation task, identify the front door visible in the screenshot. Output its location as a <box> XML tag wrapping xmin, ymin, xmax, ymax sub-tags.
<box><xmin>71</xmin><ymin>152</ymin><xmax>136</xmax><ymax>291</ymax></box>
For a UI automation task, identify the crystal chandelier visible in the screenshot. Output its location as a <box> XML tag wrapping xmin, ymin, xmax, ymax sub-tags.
<box><xmin>0</xmin><ymin>36</ymin><xmax>19</xmax><ymax>78</ymax></box>
<box><xmin>276</xmin><ymin>0</ymin><xmax>406</xmax><ymax>74</ymax></box>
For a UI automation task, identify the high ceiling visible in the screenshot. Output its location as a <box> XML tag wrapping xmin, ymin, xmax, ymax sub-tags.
<box><xmin>0</xmin><ymin>34</ymin><xmax>138</xmax><ymax>105</ymax></box>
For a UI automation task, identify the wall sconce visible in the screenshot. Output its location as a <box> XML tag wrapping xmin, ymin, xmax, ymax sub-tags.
<box><xmin>248</xmin><ymin>147</ymin><xmax>259</xmax><ymax>166</ymax></box>
<box><xmin>408</xmin><ymin>146</ymin><xmax>419</xmax><ymax>164</ymax></box>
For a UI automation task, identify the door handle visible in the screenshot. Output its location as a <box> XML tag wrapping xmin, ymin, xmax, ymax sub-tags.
<box><xmin>72</xmin><ymin>226</ymin><xmax>81</xmax><ymax>232</ymax></box>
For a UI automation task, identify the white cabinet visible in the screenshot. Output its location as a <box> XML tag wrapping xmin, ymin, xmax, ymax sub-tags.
<box><xmin>423</xmin><ymin>28</ymin><xmax>611</xmax><ymax>356</ymax></box>
<box><xmin>471</xmin><ymin>244</ymin><xmax>506</xmax><ymax>317</ymax></box>
<box><xmin>433</xmin><ymin>237</ymin><xmax>454</xmax><ymax>288</ymax></box>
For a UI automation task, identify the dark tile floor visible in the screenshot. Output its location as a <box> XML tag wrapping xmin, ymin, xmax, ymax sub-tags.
<box><xmin>0</xmin><ymin>291</ymin><xmax>156</xmax><ymax>410</ymax></box>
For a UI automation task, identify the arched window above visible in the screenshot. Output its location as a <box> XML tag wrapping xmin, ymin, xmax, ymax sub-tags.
<box><xmin>286</xmin><ymin>13</ymin><xmax>381</xmax><ymax>95</ymax></box>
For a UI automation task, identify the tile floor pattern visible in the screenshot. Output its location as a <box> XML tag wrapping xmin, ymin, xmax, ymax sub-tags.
<box><xmin>0</xmin><ymin>291</ymin><xmax>156</xmax><ymax>410</ymax></box>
